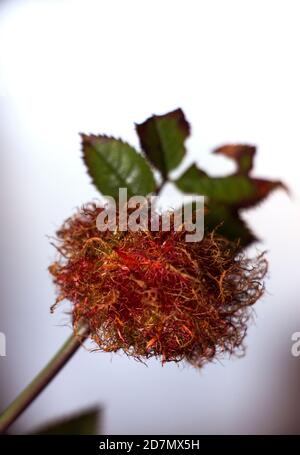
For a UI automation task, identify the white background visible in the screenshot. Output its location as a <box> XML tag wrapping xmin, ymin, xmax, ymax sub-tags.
<box><xmin>0</xmin><ymin>0</ymin><xmax>300</xmax><ymax>434</ymax></box>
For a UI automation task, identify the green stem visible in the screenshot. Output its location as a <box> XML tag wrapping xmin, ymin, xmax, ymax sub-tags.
<box><xmin>0</xmin><ymin>321</ymin><xmax>89</xmax><ymax>434</ymax></box>
<box><xmin>155</xmin><ymin>178</ymin><xmax>167</xmax><ymax>195</ymax></box>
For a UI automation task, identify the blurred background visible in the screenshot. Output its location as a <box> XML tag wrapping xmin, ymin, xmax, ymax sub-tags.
<box><xmin>0</xmin><ymin>0</ymin><xmax>300</xmax><ymax>434</ymax></box>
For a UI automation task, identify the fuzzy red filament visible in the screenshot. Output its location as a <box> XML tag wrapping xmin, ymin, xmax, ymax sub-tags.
<box><xmin>49</xmin><ymin>204</ymin><xmax>267</xmax><ymax>367</ymax></box>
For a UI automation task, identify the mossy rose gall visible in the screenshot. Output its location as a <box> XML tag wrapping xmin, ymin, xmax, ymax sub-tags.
<box><xmin>49</xmin><ymin>204</ymin><xmax>267</xmax><ymax>367</ymax></box>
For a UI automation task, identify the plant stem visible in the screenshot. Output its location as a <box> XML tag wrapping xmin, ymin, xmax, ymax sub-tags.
<box><xmin>0</xmin><ymin>321</ymin><xmax>89</xmax><ymax>434</ymax></box>
<box><xmin>155</xmin><ymin>178</ymin><xmax>167</xmax><ymax>195</ymax></box>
